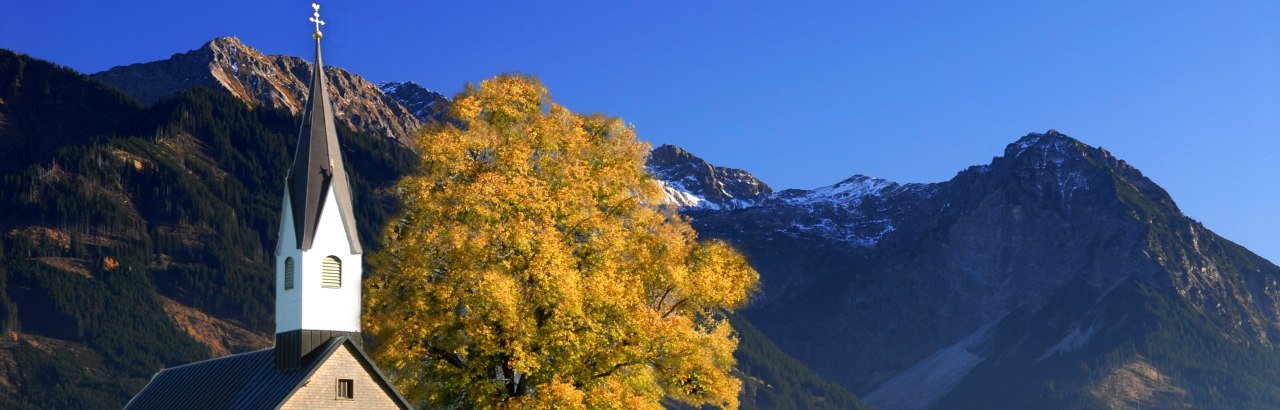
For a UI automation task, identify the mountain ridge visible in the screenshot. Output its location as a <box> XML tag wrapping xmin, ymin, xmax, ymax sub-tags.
<box><xmin>659</xmin><ymin>130</ymin><xmax>1280</xmax><ymax>408</ymax></box>
<box><xmin>91</xmin><ymin>37</ymin><xmax>439</xmax><ymax>142</ymax></box>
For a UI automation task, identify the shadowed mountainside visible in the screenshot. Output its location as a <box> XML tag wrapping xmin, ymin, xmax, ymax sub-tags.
<box><xmin>658</xmin><ymin>132</ymin><xmax>1280</xmax><ymax>409</ymax></box>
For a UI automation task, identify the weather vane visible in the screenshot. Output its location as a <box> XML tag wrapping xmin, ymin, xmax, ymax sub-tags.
<box><xmin>310</xmin><ymin>3</ymin><xmax>325</xmax><ymax>39</ymax></box>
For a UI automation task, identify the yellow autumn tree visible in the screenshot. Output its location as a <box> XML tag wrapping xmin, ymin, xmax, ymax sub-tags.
<box><xmin>364</xmin><ymin>74</ymin><xmax>759</xmax><ymax>409</ymax></box>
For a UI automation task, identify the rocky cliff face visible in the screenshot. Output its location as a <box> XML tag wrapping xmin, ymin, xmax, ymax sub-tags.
<box><xmin>91</xmin><ymin>37</ymin><xmax>426</xmax><ymax>142</ymax></box>
<box><xmin>646</xmin><ymin>144</ymin><xmax>772</xmax><ymax>210</ymax></box>
<box><xmin>657</xmin><ymin>131</ymin><xmax>1280</xmax><ymax>409</ymax></box>
<box><xmin>379</xmin><ymin>81</ymin><xmax>450</xmax><ymax>125</ymax></box>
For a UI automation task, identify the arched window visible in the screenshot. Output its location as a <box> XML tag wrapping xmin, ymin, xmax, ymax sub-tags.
<box><xmin>321</xmin><ymin>256</ymin><xmax>342</xmax><ymax>288</ymax></box>
<box><xmin>284</xmin><ymin>257</ymin><xmax>295</xmax><ymax>290</ymax></box>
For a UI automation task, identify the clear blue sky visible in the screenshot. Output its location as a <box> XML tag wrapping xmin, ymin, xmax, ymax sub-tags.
<box><xmin>4</xmin><ymin>1</ymin><xmax>1278</xmax><ymax>263</ymax></box>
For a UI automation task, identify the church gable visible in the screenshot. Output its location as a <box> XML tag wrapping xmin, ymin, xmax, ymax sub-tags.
<box><xmin>281</xmin><ymin>341</ymin><xmax>409</xmax><ymax>409</ymax></box>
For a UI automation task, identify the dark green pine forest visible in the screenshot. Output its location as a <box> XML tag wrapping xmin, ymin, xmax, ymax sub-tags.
<box><xmin>0</xmin><ymin>50</ymin><xmax>863</xmax><ymax>409</ymax></box>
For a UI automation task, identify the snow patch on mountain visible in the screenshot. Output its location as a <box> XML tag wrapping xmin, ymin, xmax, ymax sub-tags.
<box><xmin>1009</xmin><ymin>130</ymin><xmax>1080</xmax><ymax>165</ymax></box>
<box><xmin>647</xmin><ymin>145</ymin><xmax>947</xmax><ymax>247</ymax></box>
<box><xmin>864</xmin><ymin>321</ymin><xmax>996</xmax><ymax>410</ymax></box>
<box><xmin>654</xmin><ymin>177</ymin><xmax>758</xmax><ymax>211</ymax></box>
<box><xmin>1012</xmin><ymin>134</ymin><xmax>1043</xmax><ymax>157</ymax></box>
<box><xmin>1038</xmin><ymin>325</ymin><xmax>1097</xmax><ymax>361</ymax></box>
<box><xmin>1009</xmin><ymin>131</ymin><xmax>1095</xmax><ymax>205</ymax></box>
<box><xmin>1059</xmin><ymin>171</ymin><xmax>1089</xmax><ymax>202</ymax></box>
<box><xmin>657</xmin><ymin>180</ymin><xmax>711</xmax><ymax>209</ymax></box>
<box><xmin>782</xmin><ymin>218</ymin><xmax>896</xmax><ymax>247</ymax></box>
<box><xmin>780</xmin><ymin>175</ymin><xmax>897</xmax><ymax>207</ymax></box>
<box><xmin>764</xmin><ymin>176</ymin><xmax>933</xmax><ymax>247</ymax></box>
<box><xmin>379</xmin><ymin>82</ymin><xmax>404</xmax><ymax>94</ymax></box>
<box><xmin>646</xmin><ymin>145</ymin><xmax>772</xmax><ymax>211</ymax></box>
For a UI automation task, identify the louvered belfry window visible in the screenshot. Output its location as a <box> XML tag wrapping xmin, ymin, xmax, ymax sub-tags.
<box><xmin>321</xmin><ymin>256</ymin><xmax>342</xmax><ymax>288</ymax></box>
<box><xmin>284</xmin><ymin>257</ymin><xmax>295</xmax><ymax>290</ymax></box>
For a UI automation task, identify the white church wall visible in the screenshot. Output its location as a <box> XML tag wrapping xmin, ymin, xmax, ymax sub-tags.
<box><xmin>299</xmin><ymin>188</ymin><xmax>363</xmax><ymax>333</ymax></box>
<box><xmin>276</xmin><ymin>192</ymin><xmax>304</xmax><ymax>333</ymax></box>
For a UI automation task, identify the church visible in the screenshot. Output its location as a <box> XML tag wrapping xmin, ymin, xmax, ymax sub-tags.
<box><xmin>126</xmin><ymin>4</ymin><xmax>412</xmax><ymax>409</ymax></box>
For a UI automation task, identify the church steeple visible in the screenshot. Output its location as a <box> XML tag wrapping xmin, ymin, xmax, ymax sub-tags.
<box><xmin>274</xmin><ymin>3</ymin><xmax>365</xmax><ymax>371</ymax></box>
<box><xmin>287</xmin><ymin>3</ymin><xmax>361</xmax><ymax>254</ymax></box>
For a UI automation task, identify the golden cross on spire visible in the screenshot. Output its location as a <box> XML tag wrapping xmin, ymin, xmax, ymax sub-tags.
<box><xmin>309</xmin><ymin>3</ymin><xmax>326</xmax><ymax>39</ymax></box>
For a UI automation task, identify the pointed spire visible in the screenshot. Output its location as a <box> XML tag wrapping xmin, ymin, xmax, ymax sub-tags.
<box><xmin>287</xmin><ymin>3</ymin><xmax>362</xmax><ymax>254</ymax></box>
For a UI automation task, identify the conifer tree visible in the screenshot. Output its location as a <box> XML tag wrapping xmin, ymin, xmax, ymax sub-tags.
<box><xmin>365</xmin><ymin>74</ymin><xmax>759</xmax><ymax>409</ymax></box>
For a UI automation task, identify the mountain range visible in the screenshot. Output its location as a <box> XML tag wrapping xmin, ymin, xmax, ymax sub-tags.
<box><xmin>654</xmin><ymin>130</ymin><xmax>1280</xmax><ymax>408</ymax></box>
<box><xmin>0</xmin><ymin>40</ymin><xmax>863</xmax><ymax>409</ymax></box>
<box><xmin>2</xmin><ymin>36</ymin><xmax>1279</xmax><ymax>409</ymax></box>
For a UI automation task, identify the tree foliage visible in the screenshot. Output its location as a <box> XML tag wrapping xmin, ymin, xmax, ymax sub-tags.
<box><xmin>365</xmin><ymin>74</ymin><xmax>759</xmax><ymax>409</ymax></box>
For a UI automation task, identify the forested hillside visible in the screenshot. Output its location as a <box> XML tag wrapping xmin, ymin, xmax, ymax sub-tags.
<box><xmin>0</xmin><ymin>49</ymin><xmax>414</xmax><ymax>408</ymax></box>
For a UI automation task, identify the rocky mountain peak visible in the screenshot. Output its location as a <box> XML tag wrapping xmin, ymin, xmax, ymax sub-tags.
<box><xmin>648</xmin><ymin>144</ymin><xmax>698</xmax><ymax>166</ymax></box>
<box><xmin>1003</xmin><ymin>129</ymin><xmax>1089</xmax><ymax>162</ymax></box>
<box><xmin>1000</xmin><ymin>130</ymin><xmax>1127</xmax><ymax>175</ymax></box>
<box><xmin>985</xmin><ymin>130</ymin><xmax>1175</xmax><ymax>215</ymax></box>
<box><xmin>646</xmin><ymin>144</ymin><xmax>772</xmax><ymax>210</ymax></box>
<box><xmin>202</xmin><ymin>36</ymin><xmax>248</xmax><ymax>54</ymax></box>
<box><xmin>379</xmin><ymin>81</ymin><xmax>450</xmax><ymax>124</ymax></box>
<box><xmin>91</xmin><ymin>37</ymin><xmax>425</xmax><ymax>142</ymax></box>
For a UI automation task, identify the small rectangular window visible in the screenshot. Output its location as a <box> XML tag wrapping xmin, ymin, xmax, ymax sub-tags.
<box><xmin>337</xmin><ymin>378</ymin><xmax>354</xmax><ymax>400</ymax></box>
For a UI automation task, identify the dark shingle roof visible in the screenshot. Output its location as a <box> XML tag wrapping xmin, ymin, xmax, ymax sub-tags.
<box><xmin>125</xmin><ymin>336</ymin><xmax>411</xmax><ymax>409</ymax></box>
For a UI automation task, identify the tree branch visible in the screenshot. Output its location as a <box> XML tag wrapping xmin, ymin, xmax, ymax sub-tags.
<box><xmin>592</xmin><ymin>360</ymin><xmax>643</xmax><ymax>380</ymax></box>
<box><xmin>662</xmin><ymin>298</ymin><xmax>688</xmax><ymax>318</ymax></box>
<box><xmin>652</xmin><ymin>286</ymin><xmax>675</xmax><ymax>311</ymax></box>
<box><xmin>429</xmin><ymin>346</ymin><xmax>467</xmax><ymax>369</ymax></box>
